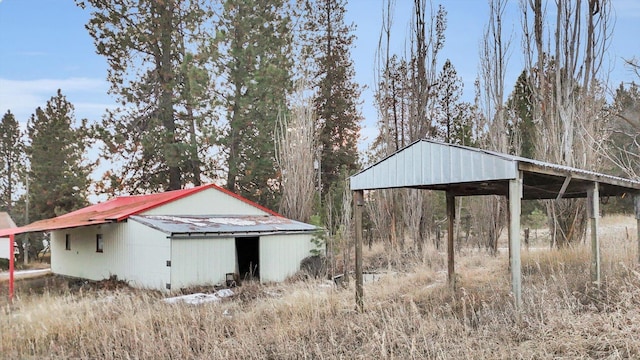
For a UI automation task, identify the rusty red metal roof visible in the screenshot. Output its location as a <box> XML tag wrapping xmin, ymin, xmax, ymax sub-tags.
<box><xmin>0</xmin><ymin>184</ymin><xmax>280</xmax><ymax>237</ymax></box>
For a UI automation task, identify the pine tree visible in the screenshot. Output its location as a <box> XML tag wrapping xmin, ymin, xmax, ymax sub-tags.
<box><xmin>0</xmin><ymin>110</ymin><xmax>25</xmax><ymax>213</ymax></box>
<box><xmin>212</xmin><ymin>0</ymin><xmax>293</xmax><ymax>209</ymax></box>
<box><xmin>78</xmin><ymin>0</ymin><xmax>212</xmax><ymax>193</ymax></box>
<box><xmin>27</xmin><ymin>90</ymin><xmax>91</xmax><ymax>221</ymax></box>
<box><xmin>436</xmin><ymin>59</ymin><xmax>462</xmax><ymax>143</ymax></box>
<box><xmin>506</xmin><ymin>71</ymin><xmax>536</xmax><ymax>158</ymax></box>
<box><xmin>303</xmin><ymin>0</ymin><xmax>361</xmax><ymax>198</ymax></box>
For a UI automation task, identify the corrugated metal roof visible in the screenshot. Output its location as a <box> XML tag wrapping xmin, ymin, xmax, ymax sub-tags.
<box><xmin>0</xmin><ymin>184</ymin><xmax>281</xmax><ymax>237</ymax></box>
<box><xmin>470</xmin><ymin>145</ymin><xmax>640</xmax><ymax>187</ymax></box>
<box><xmin>351</xmin><ymin>139</ymin><xmax>640</xmax><ymax>197</ymax></box>
<box><xmin>351</xmin><ymin>140</ymin><xmax>518</xmax><ymax>190</ymax></box>
<box><xmin>130</xmin><ymin>215</ymin><xmax>317</xmax><ymax>237</ymax></box>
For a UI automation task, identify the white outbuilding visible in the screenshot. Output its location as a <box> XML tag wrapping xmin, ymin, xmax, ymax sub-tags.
<box><xmin>0</xmin><ymin>212</ymin><xmax>17</xmax><ymax>260</ymax></box>
<box><xmin>0</xmin><ymin>184</ymin><xmax>320</xmax><ymax>291</ymax></box>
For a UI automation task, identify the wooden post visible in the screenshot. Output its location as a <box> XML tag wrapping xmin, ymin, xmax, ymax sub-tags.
<box><xmin>9</xmin><ymin>233</ymin><xmax>15</xmax><ymax>302</ymax></box>
<box><xmin>507</xmin><ymin>198</ymin><xmax>511</xmax><ymax>268</ymax></box>
<box><xmin>354</xmin><ymin>190</ymin><xmax>364</xmax><ymax>312</ymax></box>
<box><xmin>635</xmin><ymin>194</ymin><xmax>640</xmax><ymax>264</ymax></box>
<box><xmin>587</xmin><ymin>182</ymin><xmax>600</xmax><ymax>287</ymax></box>
<box><xmin>509</xmin><ymin>173</ymin><xmax>522</xmax><ymax>309</ymax></box>
<box><xmin>446</xmin><ymin>192</ymin><xmax>455</xmax><ymax>287</ymax></box>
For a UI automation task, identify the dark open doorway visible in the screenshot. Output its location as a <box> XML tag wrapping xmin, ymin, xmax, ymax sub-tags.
<box><xmin>235</xmin><ymin>237</ymin><xmax>259</xmax><ymax>281</ymax></box>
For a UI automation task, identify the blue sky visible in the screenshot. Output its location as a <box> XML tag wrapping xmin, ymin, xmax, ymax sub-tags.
<box><xmin>0</xmin><ymin>0</ymin><xmax>639</xmax><ymax>151</ymax></box>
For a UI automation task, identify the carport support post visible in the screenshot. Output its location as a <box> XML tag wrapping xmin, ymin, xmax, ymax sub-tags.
<box><xmin>9</xmin><ymin>233</ymin><xmax>15</xmax><ymax>302</ymax></box>
<box><xmin>446</xmin><ymin>192</ymin><xmax>455</xmax><ymax>287</ymax></box>
<box><xmin>509</xmin><ymin>173</ymin><xmax>522</xmax><ymax>309</ymax></box>
<box><xmin>635</xmin><ymin>194</ymin><xmax>640</xmax><ymax>263</ymax></box>
<box><xmin>588</xmin><ymin>183</ymin><xmax>601</xmax><ymax>287</ymax></box>
<box><xmin>354</xmin><ymin>190</ymin><xmax>364</xmax><ymax>312</ymax></box>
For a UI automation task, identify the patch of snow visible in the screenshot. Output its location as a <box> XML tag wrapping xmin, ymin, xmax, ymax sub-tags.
<box><xmin>216</xmin><ymin>288</ymin><xmax>234</xmax><ymax>298</ymax></box>
<box><xmin>163</xmin><ymin>289</ymin><xmax>234</xmax><ymax>305</ymax></box>
<box><xmin>206</xmin><ymin>217</ymin><xmax>256</xmax><ymax>226</ymax></box>
<box><xmin>152</xmin><ymin>216</ymin><xmax>207</xmax><ymax>227</ymax></box>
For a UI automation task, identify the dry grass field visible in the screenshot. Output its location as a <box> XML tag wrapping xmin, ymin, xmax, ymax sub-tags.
<box><xmin>2</xmin><ymin>215</ymin><xmax>640</xmax><ymax>359</ymax></box>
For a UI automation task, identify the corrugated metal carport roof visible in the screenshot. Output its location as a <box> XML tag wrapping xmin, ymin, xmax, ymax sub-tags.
<box><xmin>350</xmin><ymin>139</ymin><xmax>640</xmax><ymax>198</ymax></box>
<box><xmin>130</xmin><ymin>215</ymin><xmax>317</xmax><ymax>237</ymax></box>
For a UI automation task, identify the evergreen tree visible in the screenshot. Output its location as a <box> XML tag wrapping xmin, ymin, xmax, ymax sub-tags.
<box><xmin>78</xmin><ymin>0</ymin><xmax>212</xmax><ymax>193</ymax></box>
<box><xmin>436</xmin><ymin>59</ymin><xmax>462</xmax><ymax>143</ymax></box>
<box><xmin>213</xmin><ymin>0</ymin><xmax>293</xmax><ymax>209</ymax></box>
<box><xmin>506</xmin><ymin>71</ymin><xmax>536</xmax><ymax>158</ymax></box>
<box><xmin>0</xmin><ymin>110</ymin><xmax>25</xmax><ymax>213</ymax></box>
<box><xmin>303</xmin><ymin>0</ymin><xmax>362</xmax><ymax>198</ymax></box>
<box><xmin>450</xmin><ymin>102</ymin><xmax>476</xmax><ymax>146</ymax></box>
<box><xmin>27</xmin><ymin>90</ymin><xmax>91</xmax><ymax>221</ymax></box>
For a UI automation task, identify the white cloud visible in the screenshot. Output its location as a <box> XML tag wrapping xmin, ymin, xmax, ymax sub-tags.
<box><xmin>0</xmin><ymin>77</ymin><xmax>114</xmax><ymax>123</ymax></box>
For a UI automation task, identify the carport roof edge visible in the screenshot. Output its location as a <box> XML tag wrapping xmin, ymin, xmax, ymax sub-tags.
<box><xmin>350</xmin><ymin>139</ymin><xmax>640</xmax><ymax>197</ymax></box>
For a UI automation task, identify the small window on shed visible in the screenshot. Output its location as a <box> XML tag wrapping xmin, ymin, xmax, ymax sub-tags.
<box><xmin>65</xmin><ymin>234</ymin><xmax>71</xmax><ymax>250</ymax></box>
<box><xmin>96</xmin><ymin>234</ymin><xmax>104</xmax><ymax>253</ymax></box>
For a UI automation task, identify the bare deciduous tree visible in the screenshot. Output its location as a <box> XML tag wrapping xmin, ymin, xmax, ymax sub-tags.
<box><xmin>477</xmin><ymin>0</ymin><xmax>512</xmax><ymax>254</ymax></box>
<box><xmin>521</xmin><ymin>0</ymin><xmax>613</xmax><ymax>246</ymax></box>
<box><xmin>275</xmin><ymin>80</ymin><xmax>317</xmax><ymax>223</ymax></box>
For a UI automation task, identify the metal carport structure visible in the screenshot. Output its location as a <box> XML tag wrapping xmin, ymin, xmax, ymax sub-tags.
<box><xmin>350</xmin><ymin>139</ymin><xmax>640</xmax><ymax>311</ymax></box>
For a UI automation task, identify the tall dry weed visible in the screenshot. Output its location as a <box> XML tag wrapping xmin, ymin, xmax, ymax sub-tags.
<box><xmin>2</xmin><ymin>216</ymin><xmax>639</xmax><ymax>359</ymax></box>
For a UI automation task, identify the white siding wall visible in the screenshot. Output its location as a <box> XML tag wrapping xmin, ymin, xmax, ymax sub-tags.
<box><xmin>143</xmin><ymin>187</ymin><xmax>269</xmax><ymax>216</ymax></box>
<box><xmin>51</xmin><ymin>223</ymin><xmax>124</xmax><ymax>281</ymax></box>
<box><xmin>51</xmin><ymin>221</ymin><xmax>171</xmax><ymax>291</ymax></box>
<box><xmin>170</xmin><ymin>237</ymin><xmax>236</xmax><ymax>290</ymax></box>
<box><xmin>0</xmin><ymin>237</ymin><xmax>9</xmax><ymax>259</ymax></box>
<box><xmin>122</xmin><ymin>220</ymin><xmax>171</xmax><ymax>290</ymax></box>
<box><xmin>260</xmin><ymin>234</ymin><xmax>317</xmax><ymax>282</ymax></box>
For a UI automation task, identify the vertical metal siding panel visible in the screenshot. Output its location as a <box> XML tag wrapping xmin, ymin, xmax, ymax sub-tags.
<box><xmin>369</xmin><ymin>164</ymin><xmax>378</xmax><ymax>189</ymax></box>
<box><xmin>426</xmin><ymin>143</ymin><xmax>434</xmax><ymax>183</ymax></box>
<box><xmin>51</xmin><ymin>231</ymin><xmax>63</xmax><ymax>275</ymax></box>
<box><xmin>450</xmin><ymin>147</ymin><xmax>460</xmax><ymax>183</ymax></box>
<box><xmin>459</xmin><ymin>148</ymin><xmax>472</xmax><ymax>183</ymax></box>
<box><xmin>411</xmin><ymin>141</ymin><xmax>424</xmax><ymax>185</ymax></box>
<box><xmin>407</xmin><ymin>145</ymin><xmax>417</xmax><ymax>186</ymax></box>
<box><xmin>422</xmin><ymin>142</ymin><xmax>431</xmax><ymax>184</ymax></box>
<box><xmin>431</xmin><ymin>145</ymin><xmax>442</xmax><ymax>184</ymax></box>
<box><xmin>260</xmin><ymin>234</ymin><xmax>315</xmax><ymax>282</ymax></box>
<box><xmin>143</xmin><ymin>188</ymin><xmax>269</xmax><ymax>216</ymax></box>
<box><xmin>123</xmin><ymin>221</ymin><xmax>170</xmax><ymax>290</ymax></box>
<box><xmin>387</xmin><ymin>155</ymin><xmax>397</xmax><ymax>188</ymax></box>
<box><xmin>396</xmin><ymin>149</ymin><xmax>406</xmax><ymax>187</ymax></box>
<box><xmin>52</xmin><ymin>226</ymin><xmax>114</xmax><ymax>281</ymax></box>
<box><xmin>351</xmin><ymin>174</ymin><xmax>361</xmax><ymax>190</ymax></box>
<box><xmin>376</xmin><ymin>162</ymin><xmax>383</xmax><ymax>188</ymax></box>
<box><xmin>471</xmin><ymin>152</ymin><xmax>482</xmax><ymax>181</ymax></box>
<box><xmin>483</xmin><ymin>155</ymin><xmax>494</xmax><ymax>179</ymax></box>
<box><xmin>0</xmin><ymin>237</ymin><xmax>9</xmax><ymax>259</ymax></box>
<box><xmin>171</xmin><ymin>237</ymin><xmax>235</xmax><ymax>290</ymax></box>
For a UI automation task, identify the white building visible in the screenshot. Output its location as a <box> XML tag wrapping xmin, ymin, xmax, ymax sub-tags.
<box><xmin>0</xmin><ymin>185</ymin><xmax>319</xmax><ymax>291</ymax></box>
<box><xmin>0</xmin><ymin>212</ymin><xmax>17</xmax><ymax>260</ymax></box>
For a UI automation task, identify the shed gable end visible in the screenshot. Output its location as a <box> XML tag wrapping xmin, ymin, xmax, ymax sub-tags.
<box><xmin>142</xmin><ymin>187</ymin><xmax>272</xmax><ymax>216</ymax></box>
<box><xmin>351</xmin><ymin>140</ymin><xmax>518</xmax><ymax>190</ymax></box>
